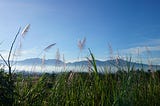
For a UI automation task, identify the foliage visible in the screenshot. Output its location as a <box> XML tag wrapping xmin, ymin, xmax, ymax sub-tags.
<box><xmin>0</xmin><ymin>28</ymin><xmax>160</xmax><ymax>105</ymax></box>
<box><xmin>0</xmin><ymin>68</ymin><xmax>15</xmax><ymax>105</ymax></box>
<box><xmin>1</xmin><ymin>58</ymin><xmax>160</xmax><ymax>105</ymax></box>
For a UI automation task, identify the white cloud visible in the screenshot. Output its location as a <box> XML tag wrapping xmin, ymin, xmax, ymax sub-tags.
<box><xmin>149</xmin><ymin>58</ymin><xmax>160</xmax><ymax>65</ymax></box>
<box><xmin>121</xmin><ymin>45</ymin><xmax>160</xmax><ymax>55</ymax></box>
<box><xmin>149</xmin><ymin>39</ymin><xmax>160</xmax><ymax>45</ymax></box>
<box><xmin>138</xmin><ymin>57</ymin><xmax>160</xmax><ymax>65</ymax></box>
<box><xmin>132</xmin><ymin>38</ymin><xmax>160</xmax><ymax>47</ymax></box>
<box><xmin>0</xmin><ymin>48</ymin><xmax>40</xmax><ymax>61</ymax></box>
<box><xmin>119</xmin><ymin>45</ymin><xmax>160</xmax><ymax>65</ymax></box>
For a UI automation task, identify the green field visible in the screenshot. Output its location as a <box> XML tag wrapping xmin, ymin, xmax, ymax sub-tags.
<box><xmin>1</xmin><ymin>56</ymin><xmax>160</xmax><ymax>106</ymax></box>
<box><xmin>1</xmin><ymin>26</ymin><xmax>160</xmax><ymax>106</ymax></box>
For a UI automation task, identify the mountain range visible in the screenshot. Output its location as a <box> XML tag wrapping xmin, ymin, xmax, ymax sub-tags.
<box><xmin>0</xmin><ymin>58</ymin><xmax>160</xmax><ymax>70</ymax></box>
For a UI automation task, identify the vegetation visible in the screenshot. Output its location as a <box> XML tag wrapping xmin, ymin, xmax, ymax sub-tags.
<box><xmin>0</xmin><ymin>27</ymin><xmax>160</xmax><ymax>105</ymax></box>
<box><xmin>1</xmin><ymin>61</ymin><xmax>160</xmax><ymax>106</ymax></box>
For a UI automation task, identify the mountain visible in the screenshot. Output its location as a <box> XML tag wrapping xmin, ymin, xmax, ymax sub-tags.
<box><xmin>65</xmin><ymin>59</ymin><xmax>160</xmax><ymax>70</ymax></box>
<box><xmin>16</xmin><ymin>58</ymin><xmax>116</xmax><ymax>66</ymax></box>
<box><xmin>67</xmin><ymin>59</ymin><xmax>142</xmax><ymax>67</ymax></box>
<box><xmin>67</xmin><ymin>60</ymin><xmax>107</xmax><ymax>66</ymax></box>
<box><xmin>1</xmin><ymin>58</ymin><xmax>160</xmax><ymax>70</ymax></box>
<box><xmin>17</xmin><ymin>58</ymin><xmax>64</xmax><ymax>65</ymax></box>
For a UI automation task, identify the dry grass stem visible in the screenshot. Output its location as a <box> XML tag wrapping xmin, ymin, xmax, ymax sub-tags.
<box><xmin>42</xmin><ymin>54</ymin><xmax>45</xmax><ymax>65</ymax></box>
<box><xmin>108</xmin><ymin>43</ymin><xmax>113</xmax><ymax>60</ymax></box>
<box><xmin>55</xmin><ymin>49</ymin><xmax>60</xmax><ymax>65</ymax></box>
<box><xmin>44</xmin><ymin>43</ymin><xmax>56</xmax><ymax>52</ymax></box>
<box><xmin>41</xmin><ymin>54</ymin><xmax>46</xmax><ymax>70</ymax></box>
<box><xmin>62</xmin><ymin>54</ymin><xmax>66</xmax><ymax>70</ymax></box>
<box><xmin>116</xmin><ymin>56</ymin><xmax>119</xmax><ymax>65</ymax></box>
<box><xmin>21</xmin><ymin>24</ymin><xmax>30</xmax><ymax>37</ymax></box>
<box><xmin>78</xmin><ymin>37</ymin><xmax>86</xmax><ymax>51</ymax></box>
<box><xmin>145</xmin><ymin>46</ymin><xmax>153</xmax><ymax>71</ymax></box>
<box><xmin>68</xmin><ymin>71</ymin><xmax>75</xmax><ymax>85</ymax></box>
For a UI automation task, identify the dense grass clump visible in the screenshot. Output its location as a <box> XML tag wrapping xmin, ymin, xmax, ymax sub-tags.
<box><xmin>1</xmin><ymin>57</ymin><xmax>160</xmax><ymax>105</ymax></box>
<box><xmin>0</xmin><ymin>27</ymin><xmax>160</xmax><ymax>105</ymax></box>
<box><xmin>1</xmin><ymin>69</ymin><xmax>160</xmax><ymax>106</ymax></box>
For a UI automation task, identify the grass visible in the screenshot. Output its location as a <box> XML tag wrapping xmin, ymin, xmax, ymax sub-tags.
<box><xmin>1</xmin><ymin>66</ymin><xmax>160</xmax><ymax>105</ymax></box>
<box><xmin>0</xmin><ymin>27</ymin><xmax>160</xmax><ymax>105</ymax></box>
<box><xmin>1</xmin><ymin>52</ymin><xmax>160</xmax><ymax>106</ymax></box>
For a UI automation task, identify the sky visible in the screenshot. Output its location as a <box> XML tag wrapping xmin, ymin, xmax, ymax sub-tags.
<box><xmin>0</xmin><ymin>0</ymin><xmax>160</xmax><ymax>65</ymax></box>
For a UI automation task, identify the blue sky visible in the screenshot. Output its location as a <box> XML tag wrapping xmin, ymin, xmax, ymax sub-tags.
<box><xmin>0</xmin><ymin>0</ymin><xmax>160</xmax><ymax>64</ymax></box>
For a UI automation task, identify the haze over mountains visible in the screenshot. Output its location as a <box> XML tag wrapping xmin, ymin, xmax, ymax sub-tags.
<box><xmin>0</xmin><ymin>58</ymin><xmax>160</xmax><ymax>73</ymax></box>
<box><xmin>6</xmin><ymin>58</ymin><xmax>159</xmax><ymax>70</ymax></box>
<box><xmin>17</xmin><ymin>58</ymin><xmax>63</xmax><ymax>65</ymax></box>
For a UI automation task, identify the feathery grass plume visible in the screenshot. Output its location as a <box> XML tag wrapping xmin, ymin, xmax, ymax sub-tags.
<box><xmin>145</xmin><ymin>46</ymin><xmax>153</xmax><ymax>71</ymax></box>
<box><xmin>42</xmin><ymin>54</ymin><xmax>45</xmax><ymax>65</ymax></box>
<box><xmin>21</xmin><ymin>24</ymin><xmax>30</xmax><ymax>38</ymax></box>
<box><xmin>87</xmin><ymin>59</ymin><xmax>92</xmax><ymax>75</ymax></box>
<box><xmin>41</xmin><ymin>54</ymin><xmax>46</xmax><ymax>70</ymax></box>
<box><xmin>78</xmin><ymin>37</ymin><xmax>86</xmax><ymax>51</ymax></box>
<box><xmin>115</xmin><ymin>50</ymin><xmax>121</xmax><ymax>65</ymax></box>
<box><xmin>12</xmin><ymin>24</ymin><xmax>30</xmax><ymax>65</ymax></box>
<box><xmin>12</xmin><ymin>24</ymin><xmax>30</xmax><ymax>61</ymax></box>
<box><xmin>116</xmin><ymin>56</ymin><xmax>119</xmax><ymax>65</ymax></box>
<box><xmin>108</xmin><ymin>43</ymin><xmax>114</xmax><ymax>60</ymax></box>
<box><xmin>44</xmin><ymin>43</ymin><xmax>56</xmax><ymax>52</ymax></box>
<box><xmin>68</xmin><ymin>71</ymin><xmax>75</xmax><ymax>85</ymax></box>
<box><xmin>145</xmin><ymin>46</ymin><xmax>155</xmax><ymax>78</ymax></box>
<box><xmin>55</xmin><ymin>48</ymin><xmax>60</xmax><ymax>65</ymax></box>
<box><xmin>62</xmin><ymin>54</ymin><xmax>66</xmax><ymax>70</ymax></box>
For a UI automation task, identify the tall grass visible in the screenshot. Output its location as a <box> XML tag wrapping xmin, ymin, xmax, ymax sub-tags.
<box><xmin>1</xmin><ymin>50</ymin><xmax>160</xmax><ymax>105</ymax></box>
<box><xmin>0</xmin><ymin>28</ymin><xmax>160</xmax><ymax>105</ymax></box>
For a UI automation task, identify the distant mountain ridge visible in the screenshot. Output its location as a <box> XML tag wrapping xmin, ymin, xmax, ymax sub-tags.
<box><xmin>17</xmin><ymin>58</ymin><xmax>63</xmax><ymax>65</ymax></box>
<box><xmin>0</xmin><ymin>58</ymin><xmax>160</xmax><ymax>70</ymax></box>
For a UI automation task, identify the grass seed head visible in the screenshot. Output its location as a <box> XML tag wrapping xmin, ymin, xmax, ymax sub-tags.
<box><xmin>21</xmin><ymin>24</ymin><xmax>30</xmax><ymax>38</ymax></box>
<box><xmin>78</xmin><ymin>37</ymin><xmax>86</xmax><ymax>51</ymax></box>
<box><xmin>44</xmin><ymin>43</ymin><xmax>56</xmax><ymax>52</ymax></box>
